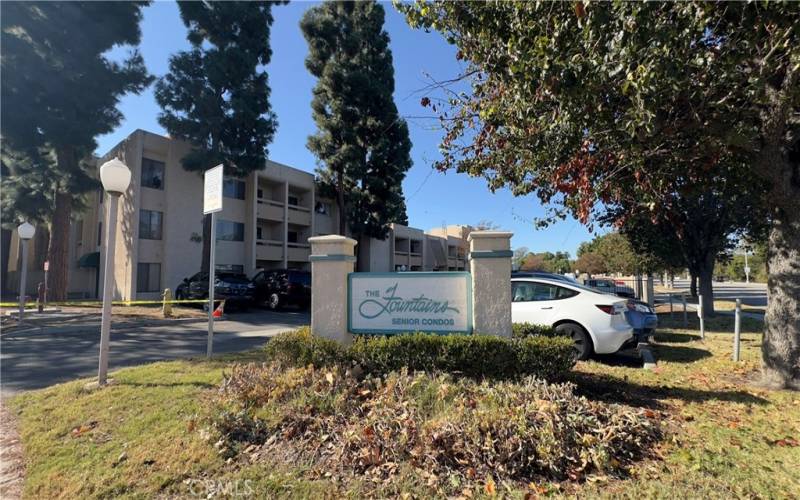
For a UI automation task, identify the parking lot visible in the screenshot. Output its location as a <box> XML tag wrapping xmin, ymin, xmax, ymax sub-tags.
<box><xmin>0</xmin><ymin>308</ymin><xmax>309</xmax><ymax>395</ymax></box>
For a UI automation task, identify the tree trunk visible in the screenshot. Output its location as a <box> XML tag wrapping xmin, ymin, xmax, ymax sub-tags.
<box><xmin>201</xmin><ymin>214</ymin><xmax>211</xmax><ymax>272</ymax></box>
<box><xmin>697</xmin><ymin>259</ymin><xmax>716</xmax><ymax>317</ymax></box>
<box><xmin>689</xmin><ymin>272</ymin><xmax>698</xmax><ymax>297</ymax></box>
<box><xmin>47</xmin><ymin>191</ymin><xmax>72</xmax><ymax>301</ymax></box>
<box><xmin>337</xmin><ymin>181</ymin><xmax>346</xmax><ymax>237</ymax></box>
<box><xmin>754</xmin><ymin>50</ymin><xmax>799</xmax><ymax>389</ymax></box>
<box><xmin>761</xmin><ymin>192</ymin><xmax>800</xmax><ymax>389</ymax></box>
<box><xmin>356</xmin><ymin>233</ymin><xmax>368</xmax><ymax>272</ymax></box>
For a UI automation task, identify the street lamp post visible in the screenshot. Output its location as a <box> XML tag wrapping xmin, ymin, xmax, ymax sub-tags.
<box><xmin>97</xmin><ymin>158</ymin><xmax>131</xmax><ymax>386</ymax></box>
<box><xmin>16</xmin><ymin>222</ymin><xmax>35</xmax><ymax>323</ymax></box>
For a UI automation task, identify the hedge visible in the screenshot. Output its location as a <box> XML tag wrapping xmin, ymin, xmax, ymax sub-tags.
<box><xmin>264</xmin><ymin>326</ymin><xmax>344</xmax><ymax>368</ymax></box>
<box><xmin>512</xmin><ymin>322</ymin><xmax>562</xmax><ymax>338</ymax></box>
<box><xmin>265</xmin><ymin>327</ymin><xmax>575</xmax><ymax>380</ymax></box>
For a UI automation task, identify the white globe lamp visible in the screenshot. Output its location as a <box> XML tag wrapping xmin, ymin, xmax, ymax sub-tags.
<box><xmin>100</xmin><ymin>158</ymin><xmax>132</xmax><ymax>194</ymax></box>
<box><xmin>17</xmin><ymin>221</ymin><xmax>35</xmax><ymax>240</ymax></box>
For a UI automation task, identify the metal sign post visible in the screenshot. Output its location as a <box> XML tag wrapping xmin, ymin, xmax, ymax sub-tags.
<box><xmin>733</xmin><ymin>299</ymin><xmax>742</xmax><ymax>361</ymax></box>
<box><xmin>697</xmin><ymin>294</ymin><xmax>705</xmax><ymax>340</ymax></box>
<box><xmin>203</xmin><ymin>164</ymin><xmax>224</xmax><ymax>358</ymax></box>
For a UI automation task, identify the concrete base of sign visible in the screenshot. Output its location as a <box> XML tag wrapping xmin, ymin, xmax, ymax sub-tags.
<box><xmin>309</xmin><ymin>235</ymin><xmax>357</xmax><ymax>345</ymax></box>
<box><xmin>468</xmin><ymin>231</ymin><xmax>513</xmax><ymax>337</ymax></box>
<box><xmin>83</xmin><ymin>379</ymin><xmax>116</xmax><ymax>391</ymax></box>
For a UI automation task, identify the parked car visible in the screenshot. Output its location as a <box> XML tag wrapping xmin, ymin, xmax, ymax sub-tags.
<box><xmin>511</xmin><ymin>277</ymin><xmax>634</xmax><ymax>360</ymax></box>
<box><xmin>512</xmin><ymin>271</ymin><xmax>579</xmax><ymax>284</ymax></box>
<box><xmin>583</xmin><ymin>278</ymin><xmax>635</xmax><ymax>298</ymax></box>
<box><xmin>251</xmin><ymin>269</ymin><xmax>311</xmax><ymax>310</ymax></box>
<box><xmin>624</xmin><ymin>299</ymin><xmax>658</xmax><ymax>342</ymax></box>
<box><xmin>175</xmin><ymin>272</ymin><xmax>255</xmax><ymax>308</ymax></box>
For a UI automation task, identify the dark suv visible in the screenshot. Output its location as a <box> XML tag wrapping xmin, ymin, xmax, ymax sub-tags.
<box><xmin>175</xmin><ymin>272</ymin><xmax>255</xmax><ymax>308</ymax></box>
<box><xmin>252</xmin><ymin>269</ymin><xmax>311</xmax><ymax>310</ymax></box>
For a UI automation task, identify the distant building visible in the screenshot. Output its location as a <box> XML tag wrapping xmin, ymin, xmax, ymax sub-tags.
<box><xmin>5</xmin><ymin>130</ymin><xmax>471</xmax><ymax>300</ymax></box>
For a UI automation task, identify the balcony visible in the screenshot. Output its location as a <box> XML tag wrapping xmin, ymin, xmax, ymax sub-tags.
<box><xmin>394</xmin><ymin>253</ymin><xmax>410</xmax><ymax>267</ymax></box>
<box><xmin>256</xmin><ymin>239</ymin><xmax>283</xmax><ymax>261</ymax></box>
<box><xmin>287</xmin><ymin>204</ymin><xmax>311</xmax><ymax>226</ymax></box>
<box><xmin>287</xmin><ymin>243</ymin><xmax>310</xmax><ymax>262</ymax></box>
<box><xmin>257</xmin><ymin>200</ymin><xmax>283</xmax><ymax>221</ymax></box>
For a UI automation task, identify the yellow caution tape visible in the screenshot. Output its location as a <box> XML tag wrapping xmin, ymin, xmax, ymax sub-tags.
<box><xmin>0</xmin><ymin>299</ymin><xmax>216</xmax><ymax>307</ymax></box>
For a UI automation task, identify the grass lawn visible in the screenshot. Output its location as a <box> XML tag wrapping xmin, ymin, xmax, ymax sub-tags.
<box><xmin>7</xmin><ymin>315</ymin><xmax>799</xmax><ymax>499</ymax></box>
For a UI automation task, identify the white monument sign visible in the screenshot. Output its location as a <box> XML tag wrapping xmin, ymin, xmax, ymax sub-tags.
<box><xmin>203</xmin><ymin>164</ymin><xmax>224</xmax><ymax>214</ymax></box>
<box><xmin>348</xmin><ymin>272</ymin><xmax>472</xmax><ymax>334</ymax></box>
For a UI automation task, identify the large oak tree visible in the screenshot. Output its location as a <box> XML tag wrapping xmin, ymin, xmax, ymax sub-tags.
<box><xmin>403</xmin><ymin>2</ymin><xmax>799</xmax><ymax>388</ymax></box>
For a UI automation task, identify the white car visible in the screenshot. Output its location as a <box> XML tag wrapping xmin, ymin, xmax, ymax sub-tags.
<box><xmin>511</xmin><ymin>277</ymin><xmax>634</xmax><ymax>360</ymax></box>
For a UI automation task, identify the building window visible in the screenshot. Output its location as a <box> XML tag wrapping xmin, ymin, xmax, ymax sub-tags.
<box><xmin>256</xmin><ymin>227</ymin><xmax>263</xmax><ymax>240</ymax></box>
<box><xmin>216</xmin><ymin>264</ymin><xmax>244</xmax><ymax>274</ymax></box>
<box><xmin>315</xmin><ymin>201</ymin><xmax>330</xmax><ymax>215</ymax></box>
<box><xmin>287</xmin><ymin>231</ymin><xmax>298</xmax><ymax>244</ymax></box>
<box><xmin>139</xmin><ymin>210</ymin><xmax>163</xmax><ymax>240</ymax></box>
<box><xmin>137</xmin><ymin>262</ymin><xmax>161</xmax><ymax>292</ymax></box>
<box><xmin>141</xmin><ymin>158</ymin><xmax>165</xmax><ymax>190</ymax></box>
<box><xmin>257</xmin><ymin>188</ymin><xmax>263</xmax><ymax>199</ymax></box>
<box><xmin>217</xmin><ymin>220</ymin><xmax>244</xmax><ymax>241</ymax></box>
<box><xmin>288</xmin><ymin>194</ymin><xmax>299</xmax><ymax>206</ymax></box>
<box><xmin>223</xmin><ymin>179</ymin><xmax>246</xmax><ymax>200</ymax></box>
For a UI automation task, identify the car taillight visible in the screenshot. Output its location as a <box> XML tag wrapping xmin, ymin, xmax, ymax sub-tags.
<box><xmin>596</xmin><ymin>304</ymin><xmax>616</xmax><ymax>315</ymax></box>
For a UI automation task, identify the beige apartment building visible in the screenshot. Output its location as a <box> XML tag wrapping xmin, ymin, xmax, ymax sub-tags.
<box><xmin>5</xmin><ymin>130</ymin><xmax>470</xmax><ymax>300</ymax></box>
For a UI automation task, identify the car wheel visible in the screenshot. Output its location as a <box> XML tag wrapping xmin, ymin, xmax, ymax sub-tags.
<box><xmin>268</xmin><ymin>293</ymin><xmax>281</xmax><ymax>310</ymax></box>
<box><xmin>555</xmin><ymin>322</ymin><xmax>593</xmax><ymax>361</ymax></box>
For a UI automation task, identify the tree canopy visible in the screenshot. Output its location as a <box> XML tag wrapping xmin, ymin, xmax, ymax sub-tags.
<box><xmin>155</xmin><ymin>1</ymin><xmax>282</xmax><ymax>177</ymax></box>
<box><xmin>155</xmin><ymin>0</ymin><xmax>283</xmax><ymax>269</ymax></box>
<box><xmin>1</xmin><ymin>1</ymin><xmax>152</xmax><ymax>299</ymax></box>
<box><xmin>301</xmin><ymin>0</ymin><xmax>412</xmax><ymax>248</ymax></box>
<box><xmin>403</xmin><ymin>1</ymin><xmax>800</xmax><ymax>388</ymax></box>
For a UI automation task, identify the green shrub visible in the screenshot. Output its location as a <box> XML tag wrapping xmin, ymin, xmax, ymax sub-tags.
<box><xmin>512</xmin><ymin>322</ymin><xmax>560</xmax><ymax>338</ymax></box>
<box><xmin>350</xmin><ymin>332</ymin><xmax>575</xmax><ymax>380</ymax></box>
<box><xmin>264</xmin><ymin>326</ymin><xmax>346</xmax><ymax>368</ymax></box>
<box><xmin>265</xmin><ymin>329</ymin><xmax>575</xmax><ymax>380</ymax></box>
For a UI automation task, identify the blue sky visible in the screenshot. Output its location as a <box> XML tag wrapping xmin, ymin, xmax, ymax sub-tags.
<box><xmin>96</xmin><ymin>1</ymin><xmax>601</xmax><ymax>256</ymax></box>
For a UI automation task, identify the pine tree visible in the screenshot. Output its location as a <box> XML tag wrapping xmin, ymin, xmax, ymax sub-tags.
<box><xmin>301</xmin><ymin>0</ymin><xmax>412</xmax><ymax>267</ymax></box>
<box><xmin>1</xmin><ymin>1</ymin><xmax>152</xmax><ymax>300</ymax></box>
<box><xmin>155</xmin><ymin>1</ymin><xmax>282</xmax><ymax>270</ymax></box>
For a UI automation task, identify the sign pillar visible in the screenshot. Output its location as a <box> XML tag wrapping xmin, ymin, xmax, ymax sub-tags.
<box><xmin>309</xmin><ymin>235</ymin><xmax>357</xmax><ymax>344</ymax></box>
<box><xmin>468</xmin><ymin>231</ymin><xmax>513</xmax><ymax>337</ymax></box>
<box><xmin>204</xmin><ymin>164</ymin><xmax>223</xmax><ymax>358</ymax></box>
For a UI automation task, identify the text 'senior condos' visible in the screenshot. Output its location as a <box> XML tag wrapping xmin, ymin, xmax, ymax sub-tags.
<box><xmin>4</xmin><ymin>130</ymin><xmax>470</xmax><ymax>301</ymax></box>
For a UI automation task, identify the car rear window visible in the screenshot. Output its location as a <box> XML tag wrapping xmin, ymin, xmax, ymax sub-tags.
<box><xmin>288</xmin><ymin>271</ymin><xmax>311</xmax><ymax>285</ymax></box>
<box><xmin>218</xmin><ymin>273</ymin><xmax>250</xmax><ymax>284</ymax></box>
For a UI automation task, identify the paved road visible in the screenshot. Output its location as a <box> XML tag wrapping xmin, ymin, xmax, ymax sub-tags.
<box><xmin>658</xmin><ymin>279</ymin><xmax>767</xmax><ymax>307</ymax></box>
<box><xmin>1</xmin><ymin>309</ymin><xmax>309</xmax><ymax>395</ymax></box>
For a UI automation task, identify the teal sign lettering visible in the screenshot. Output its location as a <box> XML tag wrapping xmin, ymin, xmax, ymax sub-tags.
<box><xmin>348</xmin><ymin>272</ymin><xmax>472</xmax><ymax>334</ymax></box>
